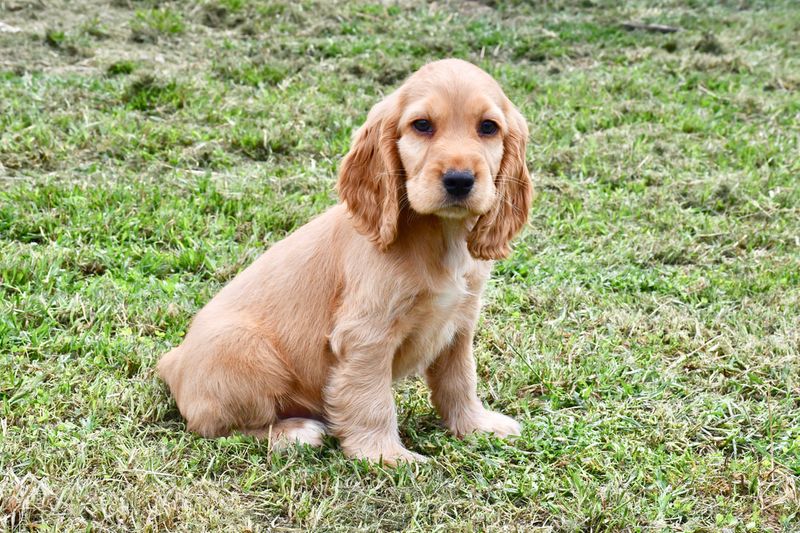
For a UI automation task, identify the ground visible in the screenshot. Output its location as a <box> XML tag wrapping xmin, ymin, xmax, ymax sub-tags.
<box><xmin>1</xmin><ymin>0</ymin><xmax>799</xmax><ymax>531</ymax></box>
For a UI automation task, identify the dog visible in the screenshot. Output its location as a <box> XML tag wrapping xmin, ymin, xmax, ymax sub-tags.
<box><xmin>157</xmin><ymin>59</ymin><xmax>532</xmax><ymax>464</ymax></box>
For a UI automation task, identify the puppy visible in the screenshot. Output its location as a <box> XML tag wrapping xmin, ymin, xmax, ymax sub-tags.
<box><xmin>158</xmin><ymin>59</ymin><xmax>532</xmax><ymax>464</ymax></box>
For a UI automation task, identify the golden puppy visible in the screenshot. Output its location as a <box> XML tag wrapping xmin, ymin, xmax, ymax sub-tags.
<box><xmin>158</xmin><ymin>59</ymin><xmax>532</xmax><ymax>464</ymax></box>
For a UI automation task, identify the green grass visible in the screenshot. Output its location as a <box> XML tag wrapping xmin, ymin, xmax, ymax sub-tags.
<box><xmin>1</xmin><ymin>0</ymin><xmax>799</xmax><ymax>530</ymax></box>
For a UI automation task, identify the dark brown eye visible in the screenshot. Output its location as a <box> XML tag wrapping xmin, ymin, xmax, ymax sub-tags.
<box><xmin>479</xmin><ymin>120</ymin><xmax>498</xmax><ymax>136</ymax></box>
<box><xmin>412</xmin><ymin>119</ymin><xmax>433</xmax><ymax>134</ymax></box>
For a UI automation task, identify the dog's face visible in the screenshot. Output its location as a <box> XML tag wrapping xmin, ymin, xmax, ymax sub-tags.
<box><xmin>338</xmin><ymin>59</ymin><xmax>532</xmax><ymax>260</ymax></box>
<box><xmin>397</xmin><ymin>71</ymin><xmax>507</xmax><ymax>219</ymax></box>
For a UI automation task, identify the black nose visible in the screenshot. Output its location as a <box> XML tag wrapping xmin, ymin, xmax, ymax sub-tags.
<box><xmin>442</xmin><ymin>170</ymin><xmax>475</xmax><ymax>199</ymax></box>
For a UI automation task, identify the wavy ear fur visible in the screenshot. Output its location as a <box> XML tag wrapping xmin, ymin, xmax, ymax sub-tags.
<box><xmin>467</xmin><ymin>105</ymin><xmax>532</xmax><ymax>261</ymax></box>
<box><xmin>337</xmin><ymin>94</ymin><xmax>404</xmax><ymax>251</ymax></box>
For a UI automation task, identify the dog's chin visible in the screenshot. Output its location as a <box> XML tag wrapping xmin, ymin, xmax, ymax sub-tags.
<box><xmin>434</xmin><ymin>205</ymin><xmax>472</xmax><ymax>219</ymax></box>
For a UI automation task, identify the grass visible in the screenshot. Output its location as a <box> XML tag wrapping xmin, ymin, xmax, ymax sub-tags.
<box><xmin>1</xmin><ymin>0</ymin><xmax>799</xmax><ymax>530</ymax></box>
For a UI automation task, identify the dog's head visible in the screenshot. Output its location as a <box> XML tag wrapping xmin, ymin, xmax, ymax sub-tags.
<box><xmin>338</xmin><ymin>59</ymin><xmax>532</xmax><ymax>260</ymax></box>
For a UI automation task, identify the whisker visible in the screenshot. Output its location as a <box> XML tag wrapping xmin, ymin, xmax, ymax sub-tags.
<box><xmin>494</xmin><ymin>173</ymin><xmax>531</xmax><ymax>186</ymax></box>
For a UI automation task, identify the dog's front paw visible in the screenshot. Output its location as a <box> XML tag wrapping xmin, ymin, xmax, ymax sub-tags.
<box><xmin>344</xmin><ymin>443</ymin><xmax>428</xmax><ymax>466</ymax></box>
<box><xmin>376</xmin><ymin>447</ymin><xmax>428</xmax><ymax>467</ymax></box>
<box><xmin>448</xmin><ymin>408</ymin><xmax>521</xmax><ymax>439</ymax></box>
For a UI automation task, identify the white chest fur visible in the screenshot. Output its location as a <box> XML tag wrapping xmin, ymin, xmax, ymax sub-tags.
<box><xmin>391</xmin><ymin>243</ymin><xmax>473</xmax><ymax>379</ymax></box>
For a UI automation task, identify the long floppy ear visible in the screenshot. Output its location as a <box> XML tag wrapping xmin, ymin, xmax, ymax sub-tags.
<box><xmin>468</xmin><ymin>104</ymin><xmax>532</xmax><ymax>260</ymax></box>
<box><xmin>337</xmin><ymin>93</ymin><xmax>404</xmax><ymax>251</ymax></box>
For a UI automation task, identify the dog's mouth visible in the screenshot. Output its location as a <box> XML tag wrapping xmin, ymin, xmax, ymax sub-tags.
<box><xmin>406</xmin><ymin>170</ymin><xmax>493</xmax><ymax>219</ymax></box>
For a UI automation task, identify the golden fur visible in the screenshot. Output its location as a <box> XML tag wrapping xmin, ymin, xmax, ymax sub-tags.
<box><xmin>158</xmin><ymin>59</ymin><xmax>532</xmax><ymax>464</ymax></box>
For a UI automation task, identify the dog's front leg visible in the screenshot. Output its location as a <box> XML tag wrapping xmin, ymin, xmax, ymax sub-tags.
<box><xmin>426</xmin><ymin>327</ymin><xmax>521</xmax><ymax>439</ymax></box>
<box><xmin>326</xmin><ymin>337</ymin><xmax>426</xmax><ymax>465</ymax></box>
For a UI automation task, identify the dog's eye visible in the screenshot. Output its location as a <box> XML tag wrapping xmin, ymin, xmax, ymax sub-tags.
<box><xmin>412</xmin><ymin>119</ymin><xmax>433</xmax><ymax>134</ymax></box>
<box><xmin>479</xmin><ymin>120</ymin><xmax>499</xmax><ymax>136</ymax></box>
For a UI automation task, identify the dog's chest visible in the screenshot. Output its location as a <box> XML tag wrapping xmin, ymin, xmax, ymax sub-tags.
<box><xmin>392</xmin><ymin>273</ymin><xmax>471</xmax><ymax>379</ymax></box>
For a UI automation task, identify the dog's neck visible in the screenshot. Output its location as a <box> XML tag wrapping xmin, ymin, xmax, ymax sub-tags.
<box><xmin>395</xmin><ymin>211</ymin><xmax>475</xmax><ymax>277</ymax></box>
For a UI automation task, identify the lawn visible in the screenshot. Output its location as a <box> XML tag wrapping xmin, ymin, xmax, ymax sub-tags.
<box><xmin>1</xmin><ymin>0</ymin><xmax>799</xmax><ymax>530</ymax></box>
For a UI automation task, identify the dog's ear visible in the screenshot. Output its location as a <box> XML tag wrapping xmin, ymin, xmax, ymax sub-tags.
<box><xmin>468</xmin><ymin>104</ymin><xmax>532</xmax><ymax>260</ymax></box>
<box><xmin>337</xmin><ymin>93</ymin><xmax>404</xmax><ymax>251</ymax></box>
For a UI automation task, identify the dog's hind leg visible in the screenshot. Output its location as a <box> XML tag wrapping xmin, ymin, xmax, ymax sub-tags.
<box><xmin>242</xmin><ymin>418</ymin><xmax>327</xmax><ymax>449</ymax></box>
<box><xmin>161</xmin><ymin>321</ymin><xmax>295</xmax><ymax>439</ymax></box>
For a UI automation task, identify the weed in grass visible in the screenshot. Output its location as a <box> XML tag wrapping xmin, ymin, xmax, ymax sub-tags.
<box><xmin>43</xmin><ymin>29</ymin><xmax>66</xmax><ymax>48</ymax></box>
<box><xmin>695</xmin><ymin>32</ymin><xmax>725</xmax><ymax>55</ymax></box>
<box><xmin>43</xmin><ymin>28</ymin><xmax>92</xmax><ymax>58</ymax></box>
<box><xmin>82</xmin><ymin>16</ymin><xmax>111</xmax><ymax>40</ymax></box>
<box><xmin>130</xmin><ymin>7</ymin><xmax>185</xmax><ymax>43</ymax></box>
<box><xmin>122</xmin><ymin>75</ymin><xmax>189</xmax><ymax>112</ymax></box>
<box><xmin>213</xmin><ymin>55</ymin><xmax>288</xmax><ymax>87</ymax></box>
<box><xmin>107</xmin><ymin>60</ymin><xmax>137</xmax><ymax>76</ymax></box>
<box><xmin>202</xmin><ymin>0</ymin><xmax>248</xmax><ymax>29</ymax></box>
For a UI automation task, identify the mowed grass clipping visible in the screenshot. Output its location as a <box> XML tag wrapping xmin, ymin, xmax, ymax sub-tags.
<box><xmin>1</xmin><ymin>0</ymin><xmax>799</xmax><ymax>530</ymax></box>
